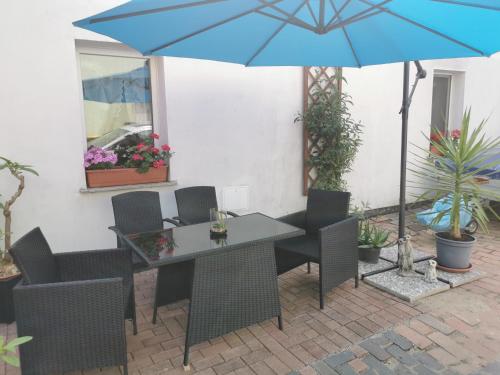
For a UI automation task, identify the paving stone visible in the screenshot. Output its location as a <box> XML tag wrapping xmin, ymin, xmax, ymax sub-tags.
<box><xmin>384</xmin><ymin>331</ymin><xmax>413</xmax><ymax>351</ymax></box>
<box><xmin>334</xmin><ymin>363</ymin><xmax>358</xmax><ymax>375</ymax></box>
<box><xmin>324</xmin><ymin>351</ymin><xmax>356</xmax><ymax>368</ymax></box>
<box><xmin>482</xmin><ymin>361</ymin><xmax>500</xmax><ymax>374</ymax></box>
<box><xmin>312</xmin><ymin>360</ymin><xmax>339</xmax><ymax>375</ymax></box>
<box><xmin>359</xmin><ymin>340</ymin><xmax>392</xmax><ymax>361</ymax></box>
<box><xmin>412</xmin><ymin>352</ymin><xmax>444</xmax><ymax>371</ymax></box>
<box><xmin>364</xmin><ymin>270</ymin><xmax>450</xmax><ymax>303</ymax></box>
<box><xmin>414</xmin><ymin>262</ymin><xmax>483</xmax><ymax>288</ymax></box>
<box><xmin>417</xmin><ymin>315</ymin><xmax>455</xmax><ymax>335</ymax></box>
<box><xmin>412</xmin><ymin>364</ymin><xmax>439</xmax><ymax>375</ymax></box>
<box><xmin>362</xmin><ymin>355</ymin><xmax>395</xmax><ymax>375</ymax></box>
<box><xmin>379</xmin><ymin>245</ymin><xmax>433</xmax><ymax>264</ymax></box>
<box><xmin>358</xmin><ymin>259</ymin><xmax>395</xmax><ymax>278</ymax></box>
<box><xmin>386</xmin><ymin>345</ymin><xmax>418</xmax><ymax>366</ymax></box>
<box><xmin>394</xmin><ymin>364</ymin><xmax>415</xmax><ymax>375</ymax></box>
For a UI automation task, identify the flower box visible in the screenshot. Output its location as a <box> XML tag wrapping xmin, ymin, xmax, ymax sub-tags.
<box><xmin>86</xmin><ymin>166</ymin><xmax>168</xmax><ymax>188</ymax></box>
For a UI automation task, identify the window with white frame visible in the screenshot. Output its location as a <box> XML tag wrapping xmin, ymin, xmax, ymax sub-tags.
<box><xmin>76</xmin><ymin>42</ymin><xmax>166</xmax><ymax>156</ymax></box>
<box><xmin>430</xmin><ymin>73</ymin><xmax>452</xmax><ymax>134</ymax></box>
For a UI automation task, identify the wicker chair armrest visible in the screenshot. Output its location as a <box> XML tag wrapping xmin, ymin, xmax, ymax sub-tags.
<box><xmin>163</xmin><ymin>217</ymin><xmax>182</xmax><ymax>227</ymax></box>
<box><xmin>177</xmin><ymin>217</ymin><xmax>193</xmax><ymax>226</ymax></box>
<box><xmin>13</xmin><ymin>278</ymin><xmax>126</xmax><ymax>370</ymax></box>
<box><xmin>55</xmin><ymin>248</ymin><xmax>133</xmax><ymax>283</ymax></box>
<box><xmin>277</xmin><ymin>210</ymin><xmax>307</xmax><ymax>229</ymax></box>
<box><xmin>319</xmin><ymin>216</ymin><xmax>359</xmax><ymax>260</ymax></box>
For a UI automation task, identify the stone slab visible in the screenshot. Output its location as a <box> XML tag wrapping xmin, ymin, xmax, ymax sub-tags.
<box><xmin>379</xmin><ymin>245</ymin><xmax>434</xmax><ymax>264</ymax></box>
<box><xmin>414</xmin><ymin>261</ymin><xmax>484</xmax><ymax>288</ymax></box>
<box><xmin>359</xmin><ymin>259</ymin><xmax>396</xmax><ymax>278</ymax></box>
<box><xmin>364</xmin><ymin>269</ymin><xmax>450</xmax><ymax>303</ymax></box>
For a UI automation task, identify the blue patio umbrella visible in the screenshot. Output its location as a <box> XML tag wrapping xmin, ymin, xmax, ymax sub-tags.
<box><xmin>74</xmin><ymin>0</ymin><xmax>500</xmax><ymax>237</ymax></box>
<box><xmin>82</xmin><ymin>66</ymin><xmax>152</xmax><ymax>103</ymax></box>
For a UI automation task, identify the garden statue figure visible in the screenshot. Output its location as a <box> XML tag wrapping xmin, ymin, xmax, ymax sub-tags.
<box><xmin>397</xmin><ymin>235</ymin><xmax>414</xmax><ymax>276</ymax></box>
<box><xmin>424</xmin><ymin>259</ymin><xmax>438</xmax><ymax>283</ymax></box>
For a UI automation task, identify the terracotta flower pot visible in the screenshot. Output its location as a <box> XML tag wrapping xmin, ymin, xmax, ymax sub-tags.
<box><xmin>86</xmin><ymin>166</ymin><xmax>168</xmax><ymax>188</ymax></box>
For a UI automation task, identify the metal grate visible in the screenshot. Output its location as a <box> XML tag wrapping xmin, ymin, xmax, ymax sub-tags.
<box><xmin>302</xmin><ymin>67</ymin><xmax>343</xmax><ymax>195</ymax></box>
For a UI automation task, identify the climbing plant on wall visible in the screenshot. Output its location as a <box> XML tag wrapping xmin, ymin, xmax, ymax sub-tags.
<box><xmin>297</xmin><ymin>68</ymin><xmax>363</xmax><ymax>192</ymax></box>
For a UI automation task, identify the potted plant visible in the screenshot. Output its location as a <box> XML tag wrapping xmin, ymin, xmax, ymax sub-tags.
<box><xmin>354</xmin><ymin>204</ymin><xmax>391</xmax><ymax>264</ymax></box>
<box><xmin>85</xmin><ymin>133</ymin><xmax>173</xmax><ymax>188</ymax></box>
<box><xmin>358</xmin><ymin>221</ymin><xmax>391</xmax><ymax>264</ymax></box>
<box><xmin>0</xmin><ymin>336</ymin><xmax>32</xmax><ymax>368</ymax></box>
<box><xmin>412</xmin><ymin>110</ymin><xmax>499</xmax><ymax>271</ymax></box>
<box><xmin>0</xmin><ymin>157</ymin><xmax>38</xmax><ymax>323</ymax></box>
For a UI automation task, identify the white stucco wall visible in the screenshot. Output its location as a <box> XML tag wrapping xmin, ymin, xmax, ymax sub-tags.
<box><xmin>0</xmin><ymin>0</ymin><xmax>498</xmax><ymax>251</ymax></box>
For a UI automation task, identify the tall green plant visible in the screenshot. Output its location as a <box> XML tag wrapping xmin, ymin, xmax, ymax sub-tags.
<box><xmin>295</xmin><ymin>73</ymin><xmax>362</xmax><ymax>191</ymax></box>
<box><xmin>410</xmin><ymin>110</ymin><xmax>500</xmax><ymax>240</ymax></box>
<box><xmin>0</xmin><ymin>157</ymin><xmax>38</xmax><ymax>263</ymax></box>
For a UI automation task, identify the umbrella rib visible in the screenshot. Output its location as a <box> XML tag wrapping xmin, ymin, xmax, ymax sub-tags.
<box><xmin>257</xmin><ymin>0</ymin><xmax>317</xmax><ymax>31</ymax></box>
<box><xmin>325</xmin><ymin>0</ymin><xmax>352</xmax><ymax>27</ymax></box>
<box><xmin>245</xmin><ymin>0</ymin><xmax>309</xmax><ymax>66</ymax></box>
<box><xmin>306</xmin><ymin>0</ymin><xmax>320</xmax><ymax>27</ymax></box>
<box><xmin>255</xmin><ymin>10</ymin><xmax>317</xmax><ymax>32</ymax></box>
<box><xmin>88</xmin><ymin>0</ymin><xmax>229</xmax><ymax>24</ymax></box>
<box><xmin>431</xmin><ymin>0</ymin><xmax>500</xmax><ymax>11</ymax></box>
<box><xmin>358</xmin><ymin>0</ymin><xmax>487</xmax><ymax>56</ymax></box>
<box><xmin>147</xmin><ymin>0</ymin><xmax>285</xmax><ymax>54</ymax></box>
<box><xmin>330</xmin><ymin>0</ymin><xmax>362</xmax><ymax>67</ymax></box>
<box><xmin>324</xmin><ymin>1</ymin><xmax>390</xmax><ymax>32</ymax></box>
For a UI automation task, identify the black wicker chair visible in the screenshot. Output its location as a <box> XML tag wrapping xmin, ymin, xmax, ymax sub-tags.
<box><xmin>174</xmin><ymin>186</ymin><xmax>239</xmax><ymax>225</ymax></box>
<box><xmin>274</xmin><ymin>189</ymin><xmax>358</xmax><ymax>309</ymax></box>
<box><xmin>111</xmin><ymin>191</ymin><xmax>181</xmax><ymax>272</ymax></box>
<box><xmin>111</xmin><ymin>191</ymin><xmax>191</xmax><ymax>324</ymax></box>
<box><xmin>10</xmin><ymin>227</ymin><xmax>131</xmax><ymax>375</ymax></box>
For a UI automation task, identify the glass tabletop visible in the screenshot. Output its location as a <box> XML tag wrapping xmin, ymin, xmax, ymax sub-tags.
<box><xmin>122</xmin><ymin>213</ymin><xmax>305</xmax><ymax>267</ymax></box>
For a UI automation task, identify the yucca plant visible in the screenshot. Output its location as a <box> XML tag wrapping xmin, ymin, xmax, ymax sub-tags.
<box><xmin>410</xmin><ymin>109</ymin><xmax>499</xmax><ymax>241</ymax></box>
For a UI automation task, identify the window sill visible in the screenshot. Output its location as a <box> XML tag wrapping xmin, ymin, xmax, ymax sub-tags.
<box><xmin>80</xmin><ymin>180</ymin><xmax>177</xmax><ymax>194</ymax></box>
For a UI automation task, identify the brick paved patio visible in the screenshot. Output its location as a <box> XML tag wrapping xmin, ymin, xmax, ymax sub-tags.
<box><xmin>1</xmin><ymin>209</ymin><xmax>499</xmax><ymax>375</ymax></box>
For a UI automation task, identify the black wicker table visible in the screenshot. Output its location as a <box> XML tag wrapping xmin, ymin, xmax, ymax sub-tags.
<box><xmin>113</xmin><ymin>213</ymin><xmax>304</xmax><ymax>368</ymax></box>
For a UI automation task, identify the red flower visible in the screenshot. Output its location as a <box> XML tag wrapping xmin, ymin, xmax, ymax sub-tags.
<box><xmin>149</xmin><ymin>133</ymin><xmax>160</xmax><ymax>139</ymax></box>
<box><xmin>157</xmin><ymin>159</ymin><xmax>165</xmax><ymax>166</ymax></box>
<box><xmin>132</xmin><ymin>154</ymin><xmax>143</xmax><ymax>161</ymax></box>
<box><xmin>152</xmin><ymin>147</ymin><xmax>160</xmax><ymax>154</ymax></box>
<box><xmin>161</xmin><ymin>144</ymin><xmax>171</xmax><ymax>152</ymax></box>
<box><xmin>136</xmin><ymin>143</ymin><xmax>145</xmax><ymax>150</ymax></box>
<box><xmin>152</xmin><ymin>160</ymin><xmax>160</xmax><ymax>168</ymax></box>
<box><xmin>451</xmin><ymin>129</ymin><xmax>461</xmax><ymax>139</ymax></box>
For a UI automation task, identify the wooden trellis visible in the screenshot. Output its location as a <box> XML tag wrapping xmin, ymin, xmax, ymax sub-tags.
<box><xmin>302</xmin><ymin>67</ymin><xmax>343</xmax><ymax>195</ymax></box>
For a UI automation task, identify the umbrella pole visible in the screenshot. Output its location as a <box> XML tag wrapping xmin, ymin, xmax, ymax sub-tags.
<box><xmin>399</xmin><ymin>62</ymin><xmax>410</xmax><ymax>239</ymax></box>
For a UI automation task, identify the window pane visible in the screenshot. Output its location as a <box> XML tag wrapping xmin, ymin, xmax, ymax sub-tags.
<box><xmin>80</xmin><ymin>53</ymin><xmax>153</xmax><ymax>151</ymax></box>
<box><xmin>431</xmin><ymin>75</ymin><xmax>451</xmax><ymax>134</ymax></box>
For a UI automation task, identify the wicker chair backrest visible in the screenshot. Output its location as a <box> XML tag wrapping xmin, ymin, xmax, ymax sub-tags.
<box><xmin>112</xmin><ymin>191</ymin><xmax>164</xmax><ymax>246</ymax></box>
<box><xmin>306</xmin><ymin>189</ymin><xmax>350</xmax><ymax>234</ymax></box>
<box><xmin>10</xmin><ymin>227</ymin><xmax>61</xmax><ymax>285</ymax></box>
<box><xmin>175</xmin><ymin>186</ymin><xmax>218</xmax><ymax>224</ymax></box>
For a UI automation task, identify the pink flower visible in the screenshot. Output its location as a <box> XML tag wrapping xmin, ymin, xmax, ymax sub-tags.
<box><xmin>132</xmin><ymin>154</ymin><xmax>143</xmax><ymax>161</ymax></box>
<box><xmin>161</xmin><ymin>144</ymin><xmax>171</xmax><ymax>152</ymax></box>
<box><xmin>152</xmin><ymin>147</ymin><xmax>159</xmax><ymax>154</ymax></box>
<box><xmin>157</xmin><ymin>159</ymin><xmax>165</xmax><ymax>166</ymax></box>
<box><xmin>451</xmin><ymin>129</ymin><xmax>461</xmax><ymax>139</ymax></box>
<box><xmin>152</xmin><ymin>160</ymin><xmax>160</xmax><ymax>168</ymax></box>
<box><xmin>136</xmin><ymin>143</ymin><xmax>145</xmax><ymax>150</ymax></box>
<box><xmin>149</xmin><ymin>133</ymin><xmax>160</xmax><ymax>139</ymax></box>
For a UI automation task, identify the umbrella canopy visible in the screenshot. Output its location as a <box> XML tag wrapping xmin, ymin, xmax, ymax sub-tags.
<box><xmin>74</xmin><ymin>0</ymin><xmax>500</xmax><ymax>67</ymax></box>
<box><xmin>74</xmin><ymin>0</ymin><xmax>500</xmax><ymax>239</ymax></box>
